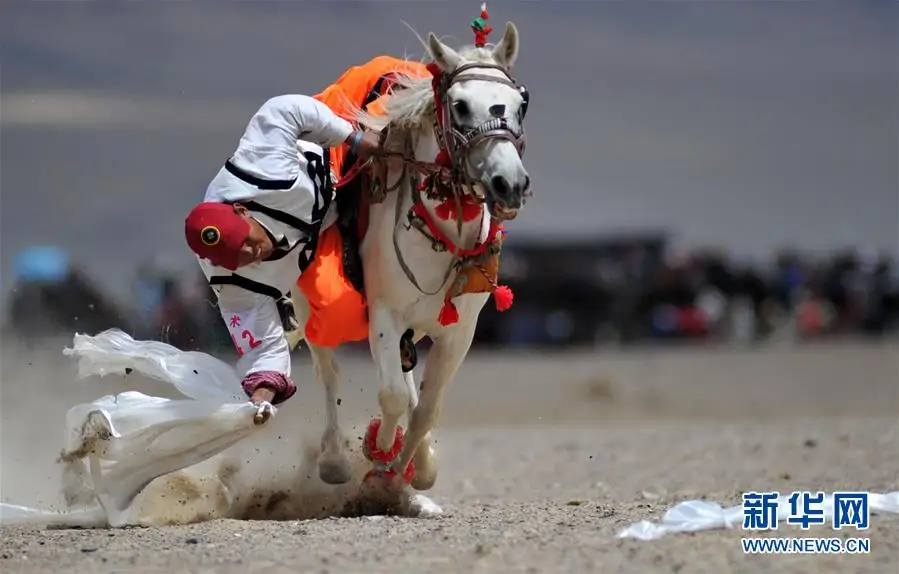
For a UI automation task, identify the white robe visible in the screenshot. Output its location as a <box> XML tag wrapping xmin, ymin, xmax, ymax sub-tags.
<box><xmin>199</xmin><ymin>94</ymin><xmax>351</xmax><ymax>378</ymax></box>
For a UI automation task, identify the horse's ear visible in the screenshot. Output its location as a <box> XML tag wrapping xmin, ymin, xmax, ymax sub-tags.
<box><xmin>427</xmin><ymin>32</ymin><xmax>462</xmax><ymax>72</ymax></box>
<box><xmin>492</xmin><ymin>22</ymin><xmax>519</xmax><ymax>71</ymax></box>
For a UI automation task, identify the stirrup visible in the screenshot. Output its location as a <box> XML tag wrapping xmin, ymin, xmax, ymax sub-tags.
<box><xmin>399</xmin><ymin>329</ymin><xmax>417</xmax><ymax>373</ymax></box>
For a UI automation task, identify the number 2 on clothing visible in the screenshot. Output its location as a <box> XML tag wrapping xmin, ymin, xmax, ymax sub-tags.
<box><xmin>227</xmin><ymin>313</ymin><xmax>261</xmax><ymax>355</ymax></box>
<box><xmin>231</xmin><ymin>330</ymin><xmax>261</xmax><ymax>356</ymax></box>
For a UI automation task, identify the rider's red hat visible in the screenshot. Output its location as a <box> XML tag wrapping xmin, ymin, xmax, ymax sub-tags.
<box><xmin>184</xmin><ymin>202</ymin><xmax>250</xmax><ymax>271</ymax></box>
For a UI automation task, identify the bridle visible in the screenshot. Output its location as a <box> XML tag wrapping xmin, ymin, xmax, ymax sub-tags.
<box><xmin>339</xmin><ymin>60</ymin><xmax>530</xmax><ymax>204</ymax></box>
<box><xmin>394</xmin><ymin>60</ymin><xmax>530</xmax><ymax>300</ymax></box>
<box><xmin>427</xmin><ymin>60</ymin><xmax>529</xmax><ymax>194</ymax></box>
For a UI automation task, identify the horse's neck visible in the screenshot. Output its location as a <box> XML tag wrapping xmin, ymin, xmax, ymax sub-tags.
<box><xmin>399</xmin><ymin>124</ymin><xmax>488</xmax><ymax>248</ymax></box>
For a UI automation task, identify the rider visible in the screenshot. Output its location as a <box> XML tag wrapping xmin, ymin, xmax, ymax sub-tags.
<box><xmin>183</xmin><ymin>94</ymin><xmax>380</xmax><ymax>424</ymax></box>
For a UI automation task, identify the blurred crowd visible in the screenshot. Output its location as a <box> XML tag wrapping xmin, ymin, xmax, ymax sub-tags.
<box><xmin>3</xmin><ymin>241</ymin><xmax>898</xmax><ymax>351</ymax></box>
<box><xmin>598</xmin><ymin>245</ymin><xmax>897</xmax><ymax>344</ymax></box>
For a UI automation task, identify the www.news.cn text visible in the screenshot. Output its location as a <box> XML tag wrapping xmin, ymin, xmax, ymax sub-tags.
<box><xmin>742</xmin><ymin>537</ymin><xmax>871</xmax><ymax>554</ymax></box>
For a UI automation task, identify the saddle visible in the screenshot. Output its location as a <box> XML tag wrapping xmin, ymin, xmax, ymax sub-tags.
<box><xmin>334</xmin><ymin>158</ymin><xmax>369</xmax><ymax>295</ymax></box>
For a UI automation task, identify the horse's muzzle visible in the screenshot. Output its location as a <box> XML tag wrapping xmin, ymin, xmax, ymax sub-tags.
<box><xmin>489</xmin><ymin>201</ymin><xmax>519</xmax><ymax>221</ymax></box>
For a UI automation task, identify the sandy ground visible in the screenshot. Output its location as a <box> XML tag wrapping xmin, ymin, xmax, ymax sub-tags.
<box><xmin>1</xmin><ymin>336</ymin><xmax>897</xmax><ymax>573</ymax></box>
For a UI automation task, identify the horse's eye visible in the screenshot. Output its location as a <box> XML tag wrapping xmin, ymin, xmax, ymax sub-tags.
<box><xmin>452</xmin><ymin>100</ymin><xmax>470</xmax><ymax>118</ymax></box>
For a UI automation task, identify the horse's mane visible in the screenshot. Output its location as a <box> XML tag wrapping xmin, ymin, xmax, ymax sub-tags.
<box><xmin>349</xmin><ymin>43</ymin><xmax>499</xmax><ymax>133</ymax></box>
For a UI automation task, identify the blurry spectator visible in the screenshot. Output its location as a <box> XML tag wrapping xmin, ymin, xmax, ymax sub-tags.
<box><xmin>151</xmin><ymin>277</ymin><xmax>202</xmax><ymax>351</ymax></box>
<box><xmin>773</xmin><ymin>249</ymin><xmax>806</xmax><ymax>310</ymax></box>
<box><xmin>133</xmin><ymin>261</ymin><xmax>168</xmax><ymax>332</ymax></box>
<box><xmin>8</xmin><ymin>237</ymin><xmax>895</xmax><ymax>350</ymax></box>
<box><xmin>4</xmin><ymin>245</ymin><xmax>127</xmax><ymax>337</ymax></box>
<box><xmin>794</xmin><ymin>287</ymin><xmax>834</xmax><ymax>338</ymax></box>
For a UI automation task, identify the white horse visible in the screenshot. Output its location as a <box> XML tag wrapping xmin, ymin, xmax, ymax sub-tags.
<box><xmin>291</xmin><ymin>20</ymin><xmax>531</xmax><ymax>505</ymax></box>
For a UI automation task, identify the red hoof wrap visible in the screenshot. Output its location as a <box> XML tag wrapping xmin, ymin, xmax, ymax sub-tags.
<box><xmin>362</xmin><ymin>418</ymin><xmax>415</xmax><ymax>483</ymax></box>
<box><xmin>363</xmin><ymin>418</ymin><xmax>404</xmax><ymax>463</ymax></box>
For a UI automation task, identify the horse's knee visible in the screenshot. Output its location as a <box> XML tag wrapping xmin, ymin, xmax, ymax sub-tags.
<box><xmin>318</xmin><ymin>436</ymin><xmax>353</xmax><ymax>485</ymax></box>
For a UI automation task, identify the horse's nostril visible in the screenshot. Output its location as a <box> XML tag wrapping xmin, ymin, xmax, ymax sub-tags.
<box><xmin>490</xmin><ymin>175</ymin><xmax>511</xmax><ymax>197</ymax></box>
<box><xmin>523</xmin><ymin>176</ymin><xmax>531</xmax><ymax>193</ymax></box>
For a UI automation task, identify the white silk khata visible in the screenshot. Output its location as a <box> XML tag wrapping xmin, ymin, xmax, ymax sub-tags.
<box><xmin>1</xmin><ymin>329</ymin><xmax>261</xmax><ymax>527</ymax></box>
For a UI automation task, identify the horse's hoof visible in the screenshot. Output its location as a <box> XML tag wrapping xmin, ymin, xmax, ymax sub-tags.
<box><xmin>410</xmin><ymin>466</ymin><xmax>437</xmax><ymax>491</ymax></box>
<box><xmin>318</xmin><ymin>455</ymin><xmax>353</xmax><ymax>485</ymax></box>
<box><xmin>410</xmin><ymin>444</ymin><xmax>437</xmax><ymax>490</ymax></box>
<box><xmin>363</xmin><ymin>459</ymin><xmax>415</xmax><ymax>486</ymax></box>
<box><xmin>363</xmin><ymin>468</ymin><xmax>392</xmax><ymax>484</ymax></box>
<box><xmin>362</xmin><ymin>418</ymin><xmax>404</xmax><ymax>464</ymax></box>
<box><xmin>409</xmin><ymin>493</ymin><xmax>443</xmax><ymax>518</ymax></box>
<box><xmin>409</xmin><ymin>472</ymin><xmax>437</xmax><ymax>490</ymax></box>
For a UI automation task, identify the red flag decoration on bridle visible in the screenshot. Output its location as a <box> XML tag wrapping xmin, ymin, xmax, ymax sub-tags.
<box><xmin>470</xmin><ymin>3</ymin><xmax>492</xmax><ymax>47</ymax></box>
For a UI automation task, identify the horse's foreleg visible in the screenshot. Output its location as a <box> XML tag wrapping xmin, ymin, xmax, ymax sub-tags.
<box><xmin>309</xmin><ymin>342</ymin><xmax>352</xmax><ymax>485</ymax></box>
<box><xmin>391</xmin><ymin>321</ymin><xmax>477</xmax><ymax>489</ymax></box>
<box><xmin>401</xmin><ymin>369</ymin><xmax>437</xmax><ymax>490</ymax></box>
<box><xmin>399</xmin><ymin>332</ymin><xmax>437</xmax><ymax>489</ymax></box>
<box><xmin>290</xmin><ymin>286</ymin><xmax>352</xmax><ymax>485</ymax></box>
<box><xmin>366</xmin><ymin>302</ymin><xmax>410</xmax><ymax>464</ymax></box>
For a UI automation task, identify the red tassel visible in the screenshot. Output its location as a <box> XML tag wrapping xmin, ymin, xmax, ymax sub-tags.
<box><xmin>493</xmin><ymin>285</ymin><xmax>514</xmax><ymax>312</ymax></box>
<box><xmin>438</xmin><ymin>299</ymin><xmax>460</xmax><ymax>326</ymax></box>
<box><xmin>434</xmin><ymin>149</ymin><xmax>451</xmax><ymax>167</ymax></box>
<box><xmin>426</xmin><ymin>62</ymin><xmax>442</xmax><ymax>79</ymax></box>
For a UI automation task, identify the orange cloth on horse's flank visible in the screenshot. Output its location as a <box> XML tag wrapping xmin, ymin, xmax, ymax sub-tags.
<box><xmin>296</xmin><ymin>55</ymin><xmax>429</xmax><ymax>349</ymax></box>
<box><xmin>295</xmin><ymin>224</ymin><xmax>368</xmax><ymax>348</ymax></box>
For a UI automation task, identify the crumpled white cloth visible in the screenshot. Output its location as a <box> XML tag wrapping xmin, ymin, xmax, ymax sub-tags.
<box><xmin>618</xmin><ymin>491</ymin><xmax>899</xmax><ymax>540</ymax></box>
<box><xmin>1</xmin><ymin>329</ymin><xmax>267</xmax><ymax>528</ymax></box>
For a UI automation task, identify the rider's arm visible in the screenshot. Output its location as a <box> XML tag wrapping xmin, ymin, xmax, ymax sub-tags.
<box><xmin>250</xmin><ymin>94</ymin><xmax>357</xmax><ymax>149</ymax></box>
<box><xmin>212</xmin><ymin>284</ymin><xmax>296</xmax><ymax>404</ymax></box>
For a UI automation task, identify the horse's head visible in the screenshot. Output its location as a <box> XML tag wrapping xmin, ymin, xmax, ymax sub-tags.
<box><xmin>426</xmin><ymin>22</ymin><xmax>530</xmax><ymax>221</ymax></box>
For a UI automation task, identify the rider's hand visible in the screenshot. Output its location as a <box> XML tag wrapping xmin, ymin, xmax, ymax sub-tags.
<box><xmin>347</xmin><ymin>131</ymin><xmax>381</xmax><ymax>160</ymax></box>
<box><xmin>248</xmin><ymin>386</ymin><xmax>276</xmax><ymax>425</ymax></box>
<box><xmin>253</xmin><ymin>401</ymin><xmax>274</xmax><ymax>426</ymax></box>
